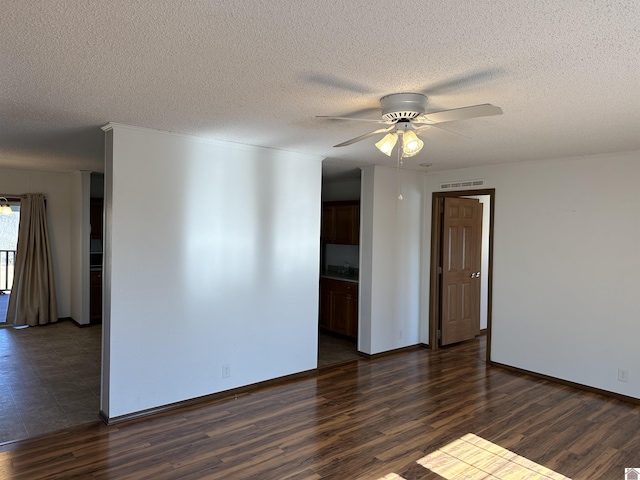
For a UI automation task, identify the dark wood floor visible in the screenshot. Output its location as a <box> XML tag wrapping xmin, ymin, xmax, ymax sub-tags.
<box><xmin>0</xmin><ymin>336</ymin><xmax>638</xmax><ymax>479</ymax></box>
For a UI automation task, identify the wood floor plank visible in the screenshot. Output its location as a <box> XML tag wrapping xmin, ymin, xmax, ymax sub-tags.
<box><xmin>1</xmin><ymin>336</ymin><xmax>639</xmax><ymax>479</ymax></box>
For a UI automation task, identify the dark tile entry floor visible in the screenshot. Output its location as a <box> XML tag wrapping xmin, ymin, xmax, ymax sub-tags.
<box><xmin>318</xmin><ymin>331</ymin><xmax>360</xmax><ymax>368</ymax></box>
<box><xmin>0</xmin><ymin>319</ymin><xmax>101</xmax><ymax>444</ymax></box>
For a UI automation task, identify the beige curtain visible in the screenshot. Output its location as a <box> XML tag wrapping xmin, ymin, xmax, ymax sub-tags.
<box><xmin>6</xmin><ymin>194</ymin><xmax>58</xmax><ymax>326</ymax></box>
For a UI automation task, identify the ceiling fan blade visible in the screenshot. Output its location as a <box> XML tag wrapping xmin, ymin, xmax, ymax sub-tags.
<box><xmin>413</xmin><ymin>104</ymin><xmax>503</xmax><ymax>124</ymax></box>
<box><xmin>414</xmin><ymin>124</ymin><xmax>470</xmax><ymax>142</ymax></box>
<box><xmin>317</xmin><ymin>115</ymin><xmax>393</xmax><ymax>124</ymax></box>
<box><xmin>303</xmin><ymin>73</ymin><xmax>375</xmax><ymax>94</ymax></box>
<box><xmin>334</xmin><ymin>126</ymin><xmax>395</xmax><ymax>147</ymax></box>
<box><xmin>419</xmin><ymin>68</ymin><xmax>504</xmax><ymax>96</ymax></box>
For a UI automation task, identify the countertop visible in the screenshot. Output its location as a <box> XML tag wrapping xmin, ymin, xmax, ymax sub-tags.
<box><xmin>320</xmin><ymin>271</ymin><xmax>358</xmax><ymax>284</ymax></box>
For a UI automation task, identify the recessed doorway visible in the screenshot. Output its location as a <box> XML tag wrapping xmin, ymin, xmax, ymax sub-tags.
<box><xmin>428</xmin><ymin>189</ymin><xmax>494</xmax><ymax>362</ymax></box>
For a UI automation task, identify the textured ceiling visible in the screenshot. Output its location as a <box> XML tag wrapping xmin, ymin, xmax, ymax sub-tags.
<box><xmin>1</xmin><ymin>1</ymin><xmax>639</xmax><ymax>179</ymax></box>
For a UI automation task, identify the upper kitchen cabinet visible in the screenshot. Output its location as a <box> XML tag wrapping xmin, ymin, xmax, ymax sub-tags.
<box><xmin>90</xmin><ymin>198</ymin><xmax>103</xmax><ymax>241</ymax></box>
<box><xmin>321</xmin><ymin>201</ymin><xmax>360</xmax><ymax>245</ymax></box>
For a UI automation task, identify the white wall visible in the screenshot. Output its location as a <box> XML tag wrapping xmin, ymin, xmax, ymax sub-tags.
<box><xmin>424</xmin><ymin>150</ymin><xmax>640</xmax><ymax>399</ymax></box>
<box><xmin>358</xmin><ymin>169</ymin><xmax>375</xmax><ymax>354</ymax></box>
<box><xmin>359</xmin><ymin>166</ymin><xmax>426</xmax><ymax>355</ymax></box>
<box><xmin>0</xmin><ymin>167</ymin><xmax>74</xmax><ymax>318</ymax></box>
<box><xmin>101</xmin><ymin>124</ymin><xmax>323</xmax><ymax>418</ymax></box>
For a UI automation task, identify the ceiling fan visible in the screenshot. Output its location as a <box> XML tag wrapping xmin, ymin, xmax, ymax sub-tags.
<box><xmin>317</xmin><ymin>93</ymin><xmax>503</xmax><ymax>157</ymax></box>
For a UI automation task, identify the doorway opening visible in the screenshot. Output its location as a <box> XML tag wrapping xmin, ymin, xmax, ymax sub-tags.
<box><xmin>428</xmin><ymin>189</ymin><xmax>494</xmax><ymax>362</ymax></box>
<box><xmin>318</xmin><ymin>240</ymin><xmax>360</xmax><ymax>368</ymax></box>
<box><xmin>318</xmin><ymin>175</ymin><xmax>362</xmax><ymax>368</ymax></box>
<box><xmin>0</xmin><ymin>198</ymin><xmax>20</xmax><ymax>322</ymax></box>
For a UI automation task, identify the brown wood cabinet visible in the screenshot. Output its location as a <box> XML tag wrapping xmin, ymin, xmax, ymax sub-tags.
<box><xmin>90</xmin><ymin>198</ymin><xmax>103</xmax><ymax>241</ymax></box>
<box><xmin>321</xmin><ymin>201</ymin><xmax>359</xmax><ymax>245</ymax></box>
<box><xmin>90</xmin><ymin>270</ymin><xmax>102</xmax><ymax>323</ymax></box>
<box><xmin>319</xmin><ymin>278</ymin><xmax>358</xmax><ymax>338</ymax></box>
<box><xmin>89</xmin><ymin>197</ymin><xmax>103</xmax><ymax>323</ymax></box>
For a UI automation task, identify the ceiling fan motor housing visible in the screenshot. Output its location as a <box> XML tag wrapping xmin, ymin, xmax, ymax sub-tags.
<box><xmin>380</xmin><ymin>93</ymin><xmax>427</xmax><ymax>121</ymax></box>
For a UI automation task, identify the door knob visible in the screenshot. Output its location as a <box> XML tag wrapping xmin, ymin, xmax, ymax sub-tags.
<box><xmin>471</xmin><ymin>273</ymin><xmax>476</xmax><ymax>278</ymax></box>
<box><xmin>476</xmin><ymin>272</ymin><xmax>481</xmax><ymax>278</ymax></box>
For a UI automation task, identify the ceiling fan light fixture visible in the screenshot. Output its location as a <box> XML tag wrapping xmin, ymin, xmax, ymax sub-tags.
<box><xmin>0</xmin><ymin>197</ymin><xmax>12</xmax><ymax>215</ymax></box>
<box><xmin>402</xmin><ymin>130</ymin><xmax>424</xmax><ymax>157</ymax></box>
<box><xmin>375</xmin><ymin>133</ymin><xmax>398</xmax><ymax>156</ymax></box>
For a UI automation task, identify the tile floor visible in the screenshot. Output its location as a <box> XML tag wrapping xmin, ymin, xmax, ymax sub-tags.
<box><xmin>318</xmin><ymin>330</ymin><xmax>360</xmax><ymax>367</ymax></box>
<box><xmin>0</xmin><ymin>311</ymin><xmax>102</xmax><ymax>444</ymax></box>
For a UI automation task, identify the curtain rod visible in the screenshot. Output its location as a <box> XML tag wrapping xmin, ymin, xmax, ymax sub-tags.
<box><xmin>0</xmin><ymin>193</ymin><xmax>47</xmax><ymax>201</ymax></box>
<box><xmin>0</xmin><ymin>194</ymin><xmax>27</xmax><ymax>200</ymax></box>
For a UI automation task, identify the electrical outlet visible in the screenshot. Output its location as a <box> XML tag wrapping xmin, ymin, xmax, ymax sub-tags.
<box><xmin>618</xmin><ymin>368</ymin><xmax>628</xmax><ymax>383</ymax></box>
<box><xmin>222</xmin><ymin>364</ymin><xmax>231</xmax><ymax>379</ymax></box>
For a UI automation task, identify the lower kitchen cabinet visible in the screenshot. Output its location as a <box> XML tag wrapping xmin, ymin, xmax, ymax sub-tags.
<box><xmin>319</xmin><ymin>278</ymin><xmax>358</xmax><ymax>338</ymax></box>
<box><xmin>90</xmin><ymin>270</ymin><xmax>102</xmax><ymax>323</ymax></box>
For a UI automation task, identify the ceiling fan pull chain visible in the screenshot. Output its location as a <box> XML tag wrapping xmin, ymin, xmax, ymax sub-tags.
<box><xmin>397</xmin><ymin>144</ymin><xmax>404</xmax><ymax>202</ymax></box>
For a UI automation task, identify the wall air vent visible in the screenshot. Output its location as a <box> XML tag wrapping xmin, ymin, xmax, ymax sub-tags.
<box><xmin>439</xmin><ymin>179</ymin><xmax>485</xmax><ymax>190</ymax></box>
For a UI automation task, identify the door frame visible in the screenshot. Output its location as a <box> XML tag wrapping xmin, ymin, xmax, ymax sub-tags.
<box><xmin>428</xmin><ymin>188</ymin><xmax>495</xmax><ymax>363</ymax></box>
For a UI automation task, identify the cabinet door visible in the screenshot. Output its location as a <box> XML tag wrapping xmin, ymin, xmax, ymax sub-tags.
<box><xmin>90</xmin><ymin>199</ymin><xmax>103</xmax><ymax>241</ymax></box>
<box><xmin>321</xmin><ymin>205</ymin><xmax>335</xmax><ymax>243</ymax></box>
<box><xmin>347</xmin><ymin>294</ymin><xmax>358</xmax><ymax>338</ymax></box>
<box><xmin>330</xmin><ymin>291</ymin><xmax>351</xmax><ymax>336</ymax></box>
<box><xmin>319</xmin><ymin>285</ymin><xmax>332</xmax><ymax>330</ymax></box>
<box><xmin>319</xmin><ymin>279</ymin><xmax>358</xmax><ymax>339</ymax></box>
<box><xmin>351</xmin><ymin>205</ymin><xmax>360</xmax><ymax>244</ymax></box>
<box><xmin>333</xmin><ymin>204</ymin><xmax>357</xmax><ymax>244</ymax></box>
<box><xmin>321</xmin><ymin>201</ymin><xmax>360</xmax><ymax>245</ymax></box>
<box><xmin>90</xmin><ymin>271</ymin><xmax>102</xmax><ymax>322</ymax></box>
